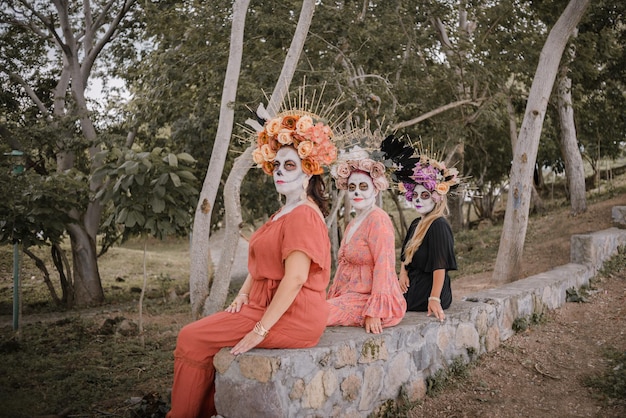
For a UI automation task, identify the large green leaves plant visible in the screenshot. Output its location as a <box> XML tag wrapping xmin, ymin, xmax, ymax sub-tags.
<box><xmin>94</xmin><ymin>146</ymin><xmax>198</xmax><ymax>345</ymax></box>
<box><xmin>94</xmin><ymin>147</ymin><xmax>199</xmax><ymax>242</ymax></box>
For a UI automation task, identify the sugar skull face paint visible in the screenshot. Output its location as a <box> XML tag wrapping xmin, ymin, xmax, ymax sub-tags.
<box><xmin>412</xmin><ymin>184</ymin><xmax>435</xmax><ymax>215</ymax></box>
<box><xmin>273</xmin><ymin>147</ymin><xmax>308</xmax><ymax>198</ymax></box>
<box><xmin>348</xmin><ymin>172</ymin><xmax>377</xmax><ymax>212</ymax></box>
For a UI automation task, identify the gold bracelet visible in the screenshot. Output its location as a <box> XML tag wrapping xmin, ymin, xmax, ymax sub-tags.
<box><xmin>253</xmin><ymin>321</ymin><xmax>269</xmax><ymax>338</ymax></box>
<box><xmin>428</xmin><ymin>296</ymin><xmax>441</xmax><ymax>303</ymax></box>
<box><xmin>238</xmin><ymin>293</ymin><xmax>249</xmax><ymax>297</ymax></box>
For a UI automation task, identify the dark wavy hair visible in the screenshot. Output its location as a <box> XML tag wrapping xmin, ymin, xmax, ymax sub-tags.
<box><xmin>307</xmin><ymin>175</ymin><xmax>330</xmax><ymax>217</ymax></box>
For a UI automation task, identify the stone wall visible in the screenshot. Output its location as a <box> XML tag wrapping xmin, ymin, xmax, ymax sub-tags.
<box><xmin>214</xmin><ymin>220</ymin><xmax>626</xmax><ymax>418</ymax></box>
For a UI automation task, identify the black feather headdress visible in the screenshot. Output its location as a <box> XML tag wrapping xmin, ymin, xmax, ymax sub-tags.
<box><xmin>378</xmin><ymin>134</ymin><xmax>463</xmax><ymax>203</ymax></box>
<box><xmin>378</xmin><ymin>134</ymin><xmax>420</xmax><ymax>183</ymax></box>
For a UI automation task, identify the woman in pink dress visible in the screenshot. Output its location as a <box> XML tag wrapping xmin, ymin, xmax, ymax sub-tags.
<box><xmin>327</xmin><ymin>146</ymin><xmax>406</xmax><ymax>334</ymax></box>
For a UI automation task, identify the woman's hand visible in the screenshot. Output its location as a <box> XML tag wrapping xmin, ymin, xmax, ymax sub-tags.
<box><xmin>225</xmin><ymin>293</ymin><xmax>249</xmax><ymax>313</ymax></box>
<box><xmin>399</xmin><ymin>267</ymin><xmax>410</xmax><ymax>293</ymax></box>
<box><xmin>364</xmin><ymin>316</ymin><xmax>382</xmax><ymax>334</ymax></box>
<box><xmin>230</xmin><ymin>330</ymin><xmax>264</xmax><ymax>355</ymax></box>
<box><xmin>427</xmin><ymin>299</ymin><xmax>446</xmax><ymax>322</ymax></box>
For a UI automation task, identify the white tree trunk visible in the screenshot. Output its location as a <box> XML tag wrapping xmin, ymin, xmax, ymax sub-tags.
<box><xmin>201</xmin><ymin>0</ymin><xmax>318</xmax><ymax>316</ymax></box>
<box><xmin>507</xmin><ymin>91</ymin><xmax>544</xmax><ymax>216</ymax></box>
<box><xmin>189</xmin><ymin>0</ymin><xmax>251</xmax><ymax>317</ymax></box>
<box><xmin>492</xmin><ymin>0</ymin><xmax>590</xmax><ymax>284</ymax></box>
<box><xmin>557</xmin><ymin>69</ymin><xmax>587</xmax><ymax>215</ymax></box>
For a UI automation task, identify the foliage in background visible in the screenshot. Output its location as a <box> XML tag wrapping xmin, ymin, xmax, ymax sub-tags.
<box><xmin>2</xmin><ymin>0</ymin><xmax>625</xmax><ymax>307</ymax></box>
<box><xmin>93</xmin><ymin>145</ymin><xmax>198</xmax><ymax>344</ymax></box>
<box><xmin>118</xmin><ymin>0</ymin><xmax>624</xmax><ymax>231</ymax></box>
<box><xmin>0</xmin><ymin>168</ymin><xmax>88</xmax><ymax>249</ymax></box>
<box><xmin>94</xmin><ymin>147</ymin><xmax>199</xmax><ymax>245</ymax></box>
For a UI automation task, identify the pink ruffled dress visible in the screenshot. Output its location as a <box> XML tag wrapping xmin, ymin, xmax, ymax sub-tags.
<box><xmin>327</xmin><ymin>206</ymin><xmax>406</xmax><ymax>327</ymax></box>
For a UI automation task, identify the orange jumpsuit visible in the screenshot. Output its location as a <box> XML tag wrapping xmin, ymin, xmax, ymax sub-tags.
<box><xmin>167</xmin><ymin>205</ymin><xmax>331</xmax><ymax>417</ymax></box>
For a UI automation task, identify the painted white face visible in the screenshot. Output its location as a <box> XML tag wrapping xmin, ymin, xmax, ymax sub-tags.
<box><xmin>273</xmin><ymin>147</ymin><xmax>308</xmax><ymax>198</ymax></box>
<box><xmin>412</xmin><ymin>184</ymin><xmax>435</xmax><ymax>215</ymax></box>
<box><xmin>348</xmin><ymin>172</ymin><xmax>377</xmax><ymax>212</ymax></box>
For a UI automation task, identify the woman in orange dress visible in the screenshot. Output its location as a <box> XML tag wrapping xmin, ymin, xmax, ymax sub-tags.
<box><xmin>167</xmin><ymin>109</ymin><xmax>337</xmax><ymax>418</ymax></box>
<box><xmin>326</xmin><ymin>146</ymin><xmax>406</xmax><ymax>334</ymax></box>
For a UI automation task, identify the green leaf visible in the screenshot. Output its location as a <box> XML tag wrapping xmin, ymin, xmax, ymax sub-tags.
<box><xmin>169</xmin><ymin>172</ymin><xmax>181</xmax><ymax>187</ymax></box>
<box><xmin>157</xmin><ymin>173</ymin><xmax>169</xmax><ymax>186</ymax></box>
<box><xmin>175</xmin><ymin>170</ymin><xmax>197</xmax><ymax>181</ymax></box>
<box><xmin>116</xmin><ymin>207</ymin><xmax>128</xmax><ymax>224</ymax></box>
<box><xmin>176</xmin><ymin>152</ymin><xmax>196</xmax><ymax>164</ymax></box>
<box><xmin>151</xmin><ymin>197</ymin><xmax>165</xmax><ymax>213</ymax></box>
<box><xmin>126</xmin><ymin>211</ymin><xmax>138</xmax><ymax>227</ymax></box>
<box><xmin>135</xmin><ymin>173</ymin><xmax>145</xmax><ymax>186</ymax></box>
<box><xmin>153</xmin><ymin>186</ymin><xmax>166</xmax><ymax>198</ymax></box>
<box><xmin>125</xmin><ymin>161</ymin><xmax>140</xmax><ymax>175</ymax></box>
<box><xmin>93</xmin><ymin>150</ymin><xmax>109</xmax><ymax>166</ymax></box>
<box><xmin>121</xmin><ymin>175</ymin><xmax>134</xmax><ymax>191</ymax></box>
<box><xmin>91</xmin><ymin>167</ymin><xmax>110</xmax><ymax>185</ymax></box>
<box><xmin>167</xmin><ymin>153</ymin><xmax>179</xmax><ymax>168</ymax></box>
<box><xmin>113</xmin><ymin>176</ymin><xmax>125</xmax><ymax>192</ymax></box>
<box><xmin>141</xmin><ymin>159</ymin><xmax>153</xmax><ymax>170</ymax></box>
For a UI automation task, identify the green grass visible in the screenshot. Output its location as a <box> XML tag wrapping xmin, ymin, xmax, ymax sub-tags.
<box><xmin>0</xmin><ymin>236</ymin><xmax>192</xmax><ymax>316</ymax></box>
<box><xmin>425</xmin><ymin>356</ymin><xmax>473</xmax><ymax>396</ymax></box>
<box><xmin>0</xmin><ymin>317</ymin><xmax>176</xmax><ymax>417</ymax></box>
<box><xmin>581</xmin><ymin>246</ymin><xmax>626</xmax><ymax>407</ymax></box>
<box><xmin>583</xmin><ymin>348</ymin><xmax>626</xmax><ymax>406</ymax></box>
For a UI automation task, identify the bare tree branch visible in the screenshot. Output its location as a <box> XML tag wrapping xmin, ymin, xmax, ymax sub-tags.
<box><xmin>391</xmin><ymin>99</ymin><xmax>482</xmax><ymax>130</ymax></box>
<box><xmin>8</xmin><ymin>71</ymin><xmax>50</xmax><ymax>116</ymax></box>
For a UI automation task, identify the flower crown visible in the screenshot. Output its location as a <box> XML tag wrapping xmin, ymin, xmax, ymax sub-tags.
<box><xmin>330</xmin><ymin>146</ymin><xmax>389</xmax><ymax>192</ymax></box>
<box><xmin>398</xmin><ymin>156</ymin><xmax>460</xmax><ymax>203</ymax></box>
<box><xmin>250</xmin><ymin>109</ymin><xmax>338</xmax><ymax>176</ymax></box>
<box><xmin>380</xmin><ymin>135</ymin><xmax>461</xmax><ymax>203</ymax></box>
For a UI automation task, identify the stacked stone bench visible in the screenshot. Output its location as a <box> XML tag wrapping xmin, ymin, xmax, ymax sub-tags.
<box><xmin>214</xmin><ymin>210</ymin><xmax>626</xmax><ymax>418</ymax></box>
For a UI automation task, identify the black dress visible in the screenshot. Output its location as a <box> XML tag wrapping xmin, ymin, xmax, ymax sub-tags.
<box><xmin>401</xmin><ymin>217</ymin><xmax>457</xmax><ymax>311</ymax></box>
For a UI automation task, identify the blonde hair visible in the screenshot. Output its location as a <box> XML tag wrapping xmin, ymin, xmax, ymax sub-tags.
<box><xmin>403</xmin><ymin>195</ymin><xmax>449</xmax><ymax>265</ymax></box>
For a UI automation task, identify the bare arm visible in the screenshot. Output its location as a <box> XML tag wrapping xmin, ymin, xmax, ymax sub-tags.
<box><xmin>427</xmin><ymin>269</ymin><xmax>446</xmax><ymax>321</ymax></box>
<box><xmin>230</xmin><ymin>250</ymin><xmax>311</xmax><ymax>355</ymax></box>
<box><xmin>225</xmin><ymin>274</ymin><xmax>253</xmax><ymax>313</ymax></box>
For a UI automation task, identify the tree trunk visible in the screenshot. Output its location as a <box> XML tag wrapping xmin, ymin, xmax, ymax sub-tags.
<box><xmin>189</xmin><ymin>0</ymin><xmax>251</xmax><ymax>317</ymax></box>
<box><xmin>51</xmin><ymin>243</ymin><xmax>74</xmax><ymax>306</ymax></box>
<box><xmin>139</xmin><ymin>237</ymin><xmax>147</xmax><ymax>348</ymax></box>
<box><xmin>508</xmin><ymin>91</ymin><xmax>544</xmax><ymax>216</ymax></box>
<box><xmin>326</xmin><ymin>189</ymin><xmax>344</xmax><ymax>270</ymax></box>
<box><xmin>202</xmin><ymin>0</ymin><xmax>318</xmax><ymax>316</ymax></box>
<box><xmin>53</xmin><ymin>0</ymin><xmax>124</xmax><ymax>307</ymax></box>
<box><xmin>388</xmin><ymin>190</ymin><xmax>408</xmax><ymax>240</ymax></box>
<box><xmin>492</xmin><ymin>0</ymin><xmax>590</xmax><ymax>284</ymax></box>
<box><xmin>203</xmin><ymin>147</ymin><xmax>253</xmax><ymax>315</ymax></box>
<box><xmin>23</xmin><ymin>247</ymin><xmax>61</xmax><ymax>305</ymax></box>
<box><xmin>557</xmin><ymin>69</ymin><xmax>587</xmax><ymax>215</ymax></box>
<box><xmin>67</xmin><ymin>223</ymin><xmax>104</xmax><ymax>306</ymax></box>
<box><xmin>445</xmin><ymin>143</ymin><xmax>465</xmax><ymax>231</ymax></box>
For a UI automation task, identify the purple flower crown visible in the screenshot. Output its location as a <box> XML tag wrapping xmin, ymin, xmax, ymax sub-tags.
<box><xmin>380</xmin><ymin>135</ymin><xmax>461</xmax><ymax>203</ymax></box>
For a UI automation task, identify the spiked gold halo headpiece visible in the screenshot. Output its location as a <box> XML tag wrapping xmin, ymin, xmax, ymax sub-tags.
<box><xmin>245</xmin><ymin>85</ymin><xmax>343</xmax><ymax>176</ymax></box>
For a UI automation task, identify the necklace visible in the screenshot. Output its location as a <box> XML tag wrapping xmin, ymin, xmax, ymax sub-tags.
<box><xmin>353</xmin><ymin>205</ymin><xmax>374</xmax><ymax>222</ymax></box>
<box><xmin>344</xmin><ymin>206</ymin><xmax>375</xmax><ymax>243</ymax></box>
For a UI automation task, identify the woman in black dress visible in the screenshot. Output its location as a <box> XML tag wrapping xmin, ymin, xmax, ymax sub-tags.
<box><xmin>398</xmin><ymin>186</ymin><xmax>456</xmax><ymax>321</ymax></box>
<box><xmin>380</xmin><ymin>136</ymin><xmax>460</xmax><ymax>322</ymax></box>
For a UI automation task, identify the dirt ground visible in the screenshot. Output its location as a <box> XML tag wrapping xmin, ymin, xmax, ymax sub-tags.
<box><xmin>413</xmin><ymin>194</ymin><xmax>626</xmax><ymax>418</ymax></box>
